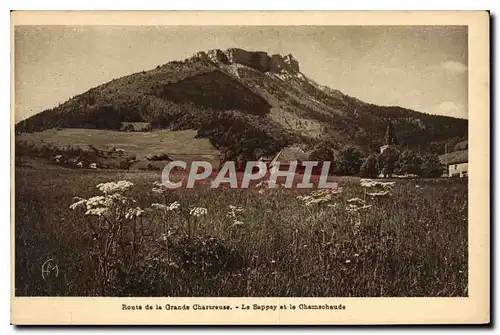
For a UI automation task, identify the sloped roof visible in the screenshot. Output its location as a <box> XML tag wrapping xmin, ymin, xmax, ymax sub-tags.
<box><xmin>278</xmin><ymin>146</ymin><xmax>309</xmax><ymax>161</ymax></box>
<box><xmin>439</xmin><ymin>150</ymin><xmax>468</xmax><ymax>165</ymax></box>
<box><xmin>269</xmin><ymin>146</ymin><xmax>309</xmax><ymax>165</ymax></box>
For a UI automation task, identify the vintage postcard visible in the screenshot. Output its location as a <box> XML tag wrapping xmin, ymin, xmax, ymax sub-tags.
<box><xmin>11</xmin><ymin>11</ymin><xmax>490</xmax><ymax>325</ymax></box>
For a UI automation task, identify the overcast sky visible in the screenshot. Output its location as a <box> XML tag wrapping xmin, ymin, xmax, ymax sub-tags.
<box><xmin>14</xmin><ymin>25</ymin><xmax>468</xmax><ymax>122</ymax></box>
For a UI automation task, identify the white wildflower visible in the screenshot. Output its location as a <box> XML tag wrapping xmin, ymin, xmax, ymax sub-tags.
<box><xmin>166</xmin><ymin>201</ymin><xmax>180</xmax><ymax>211</ymax></box>
<box><xmin>305</xmin><ymin>197</ymin><xmax>329</xmax><ymax>206</ymax></box>
<box><xmin>69</xmin><ymin>199</ymin><xmax>87</xmax><ymax>210</ymax></box>
<box><xmin>330</xmin><ymin>187</ymin><xmax>343</xmax><ymax>195</ymax></box>
<box><xmin>367</xmin><ymin>190</ymin><xmax>390</xmax><ymax>197</ymax></box>
<box><xmin>125</xmin><ymin>207</ymin><xmax>145</xmax><ymax>219</ymax></box>
<box><xmin>360</xmin><ymin>179</ymin><xmax>378</xmax><ymax>188</ymax></box>
<box><xmin>152</xmin><ymin>187</ymin><xmax>164</xmax><ymax>194</ymax></box>
<box><xmin>298</xmin><ymin>189</ymin><xmax>336</xmax><ymax>206</ymax></box>
<box><xmin>96</xmin><ymin>180</ymin><xmax>134</xmax><ymax>194</ymax></box>
<box><xmin>231</xmin><ymin>220</ymin><xmax>244</xmax><ymax>228</ymax></box>
<box><xmin>347</xmin><ymin>197</ymin><xmax>365</xmax><ymax>204</ymax></box>
<box><xmin>86</xmin><ymin>196</ymin><xmax>109</xmax><ymax>208</ymax></box>
<box><xmin>189</xmin><ymin>207</ymin><xmax>208</xmax><ymax>217</ymax></box>
<box><xmin>227</xmin><ymin>205</ymin><xmax>244</xmax><ymax>218</ymax></box>
<box><xmin>85</xmin><ymin>207</ymin><xmax>109</xmax><ymax>217</ymax></box>
<box><xmin>151</xmin><ymin>203</ymin><xmax>168</xmax><ymax>211</ymax></box>
<box><xmin>346</xmin><ymin>204</ymin><xmax>372</xmax><ymax>213</ymax></box>
<box><xmin>345</xmin><ymin>260</ymin><xmax>351</xmax><ymax>264</ymax></box>
<box><xmin>360</xmin><ymin>179</ymin><xmax>395</xmax><ymax>189</ymax></box>
<box><xmin>108</xmin><ymin>193</ymin><xmax>132</xmax><ymax>204</ymax></box>
<box><xmin>310</xmin><ymin>189</ymin><xmax>332</xmax><ymax>197</ymax></box>
<box><xmin>229</xmin><ymin>205</ymin><xmax>244</xmax><ymax>212</ymax></box>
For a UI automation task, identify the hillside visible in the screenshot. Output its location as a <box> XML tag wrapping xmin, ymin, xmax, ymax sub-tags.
<box><xmin>15</xmin><ymin>48</ymin><xmax>468</xmax><ymax>157</ymax></box>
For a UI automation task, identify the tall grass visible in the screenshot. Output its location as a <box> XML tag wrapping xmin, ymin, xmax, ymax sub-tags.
<box><xmin>15</xmin><ymin>168</ymin><xmax>467</xmax><ymax>297</ymax></box>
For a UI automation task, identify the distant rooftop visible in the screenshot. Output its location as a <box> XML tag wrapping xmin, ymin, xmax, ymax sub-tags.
<box><xmin>453</xmin><ymin>140</ymin><xmax>468</xmax><ymax>151</ymax></box>
<box><xmin>439</xmin><ymin>150</ymin><xmax>468</xmax><ymax>165</ymax></box>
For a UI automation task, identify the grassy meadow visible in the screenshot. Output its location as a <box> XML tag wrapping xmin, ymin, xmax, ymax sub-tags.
<box><xmin>14</xmin><ymin>166</ymin><xmax>468</xmax><ymax>297</ymax></box>
<box><xmin>16</xmin><ymin>128</ymin><xmax>219</xmax><ymax>161</ymax></box>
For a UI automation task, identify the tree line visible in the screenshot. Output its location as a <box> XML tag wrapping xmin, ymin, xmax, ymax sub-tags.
<box><xmin>309</xmin><ymin>142</ymin><xmax>444</xmax><ymax>178</ymax></box>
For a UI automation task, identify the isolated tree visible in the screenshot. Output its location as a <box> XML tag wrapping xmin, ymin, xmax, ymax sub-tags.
<box><xmin>397</xmin><ymin>149</ymin><xmax>422</xmax><ymax>176</ymax></box>
<box><xmin>309</xmin><ymin>141</ymin><xmax>335</xmax><ymax>162</ymax></box>
<box><xmin>360</xmin><ymin>154</ymin><xmax>379</xmax><ymax>178</ymax></box>
<box><xmin>309</xmin><ymin>141</ymin><xmax>337</xmax><ymax>174</ymax></box>
<box><xmin>420</xmin><ymin>154</ymin><xmax>445</xmax><ymax>178</ymax></box>
<box><xmin>337</xmin><ymin>146</ymin><xmax>363</xmax><ymax>176</ymax></box>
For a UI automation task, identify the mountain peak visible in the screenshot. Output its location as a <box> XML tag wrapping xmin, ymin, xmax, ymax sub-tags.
<box><xmin>193</xmin><ymin>48</ymin><xmax>300</xmax><ymax>73</ymax></box>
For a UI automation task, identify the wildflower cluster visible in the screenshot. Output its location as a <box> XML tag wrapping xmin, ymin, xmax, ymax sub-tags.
<box><xmin>150</xmin><ymin>203</ymin><xmax>168</xmax><ymax>211</ymax></box>
<box><xmin>360</xmin><ymin>179</ymin><xmax>394</xmax><ymax>197</ymax></box>
<box><xmin>227</xmin><ymin>205</ymin><xmax>245</xmax><ymax>226</ymax></box>
<box><xmin>150</xmin><ymin>201</ymin><xmax>181</xmax><ymax>212</ymax></box>
<box><xmin>151</xmin><ymin>180</ymin><xmax>182</xmax><ymax>194</ymax></box>
<box><xmin>125</xmin><ymin>207</ymin><xmax>145</xmax><ymax>219</ymax></box>
<box><xmin>96</xmin><ymin>180</ymin><xmax>134</xmax><ymax>194</ymax></box>
<box><xmin>152</xmin><ymin>181</ymin><xmax>168</xmax><ymax>195</ymax></box>
<box><xmin>346</xmin><ymin>197</ymin><xmax>372</xmax><ymax>212</ymax></box>
<box><xmin>296</xmin><ymin>187</ymin><xmax>343</xmax><ymax>206</ymax></box>
<box><xmin>167</xmin><ymin>201</ymin><xmax>181</xmax><ymax>211</ymax></box>
<box><xmin>189</xmin><ymin>207</ymin><xmax>208</xmax><ymax>217</ymax></box>
<box><xmin>70</xmin><ymin>181</ymin><xmax>142</xmax><ymax>220</ymax></box>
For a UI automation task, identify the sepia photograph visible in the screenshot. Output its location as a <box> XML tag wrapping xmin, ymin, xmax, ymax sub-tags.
<box><xmin>10</xmin><ymin>11</ymin><xmax>489</xmax><ymax>325</ymax></box>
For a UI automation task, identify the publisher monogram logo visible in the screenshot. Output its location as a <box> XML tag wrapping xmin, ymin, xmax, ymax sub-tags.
<box><xmin>41</xmin><ymin>259</ymin><xmax>59</xmax><ymax>280</ymax></box>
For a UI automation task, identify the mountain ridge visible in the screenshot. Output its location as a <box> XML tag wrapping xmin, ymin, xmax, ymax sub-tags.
<box><xmin>15</xmin><ymin>48</ymin><xmax>468</xmax><ymax>157</ymax></box>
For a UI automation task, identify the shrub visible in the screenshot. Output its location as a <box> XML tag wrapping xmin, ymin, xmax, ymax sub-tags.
<box><xmin>146</xmin><ymin>153</ymin><xmax>172</xmax><ymax>161</ymax></box>
<box><xmin>337</xmin><ymin>146</ymin><xmax>363</xmax><ymax>176</ymax></box>
<box><xmin>397</xmin><ymin>149</ymin><xmax>422</xmax><ymax>176</ymax></box>
<box><xmin>420</xmin><ymin>154</ymin><xmax>445</xmax><ymax>178</ymax></box>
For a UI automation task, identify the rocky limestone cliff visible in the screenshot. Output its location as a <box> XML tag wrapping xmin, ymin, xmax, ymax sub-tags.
<box><xmin>193</xmin><ymin>48</ymin><xmax>300</xmax><ymax>73</ymax></box>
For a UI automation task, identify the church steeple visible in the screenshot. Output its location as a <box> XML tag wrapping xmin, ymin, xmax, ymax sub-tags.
<box><xmin>384</xmin><ymin>119</ymin><xmax>398</xmax><ymax>146</ymax></box>
<box><xmin>380</xmin><ymin>119</ymin><xmax>398</xmax><ymax>154</ymax></box>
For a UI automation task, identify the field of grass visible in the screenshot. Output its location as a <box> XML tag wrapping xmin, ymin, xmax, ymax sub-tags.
<box><xmin>16</xmin><ymin>129</ymin><xmax>219</xmax><ymax>161</ymax></box>
<box><xmin>14</xmin><ymin>166</ymin><xmax>468</xmax><ymax>297</ymax></box>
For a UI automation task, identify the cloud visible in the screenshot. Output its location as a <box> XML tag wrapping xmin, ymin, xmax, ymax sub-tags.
<box><xmin>442</xmin><ymin>61</ymin><xmax>467</xmax><ymax>73</ymax></box>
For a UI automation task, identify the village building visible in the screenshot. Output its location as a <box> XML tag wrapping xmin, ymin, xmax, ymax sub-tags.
<box><xmin>262</xmin><ymin>146</ymin><xmax>310</xmax><ymax>173</ymax></box>
<box><xmin>439</xmin><ymin>144</ymin><xmax>468</xmax><ymax>178</ymax></box>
